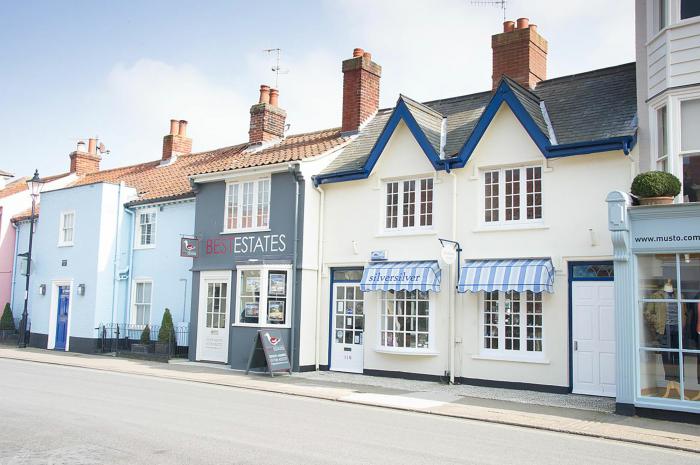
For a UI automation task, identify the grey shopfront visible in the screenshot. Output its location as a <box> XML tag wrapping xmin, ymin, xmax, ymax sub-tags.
<box><xmin>608</xmin><ymin>191</ymin><xmax>700</xmax><ymax>416</ymax></box>
<box><xmin>189</xmin><ymin>168</ymin><xmax>304</xmax><ymax>370</ymax></box>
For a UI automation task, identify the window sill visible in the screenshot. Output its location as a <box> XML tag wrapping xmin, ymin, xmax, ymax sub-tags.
<box><xmin>375</xmin><ymin>229</ymin><xmax>437</xmax><ymax>238</ymax></box>
<box><xmin>57</xmin><ymin>243</ymin><xmax>74</xmax><ymax>248</ymax></box>
<box><xmin>374</xmin><ymin>347</ymin><xmax>439</xmax><ymax>356</ymax></box>
<box><xmin>472</xmin><ymin>354</ymin><xmax>549</xmax><ymax>364</ymax></box>
<box><xmin>221</xmin><ymin>227</ymin><xmax>271</xmax><ymax>235</ymax></box>
<box><xmin>134</xmin><ymin>244</ymin><xmax>156</xmax><ymax>250</ymax></box>
<box><xmin>231</xmin><ymin>323</ymin><xmax>291</xmax><ymax>329</ymax></box>
<box><xmin>473</xmin><ymin>224</ymin><xmax>549</xmax><ymax>233</ymax></box>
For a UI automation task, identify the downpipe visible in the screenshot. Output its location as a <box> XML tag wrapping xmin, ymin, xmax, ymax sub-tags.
<box><xmin>313</xmin><ymin>183</ymin><xmax>325</xmax><ymax>371</ymax></box>
<box><xmin>288</xmin><ymin>163</ymin><xmax>301</xmax><ymax>372</ymax></box>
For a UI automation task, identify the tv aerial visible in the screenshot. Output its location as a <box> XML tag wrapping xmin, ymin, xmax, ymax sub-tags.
<box><xmin>471</xmin><ymin>0</ymin><xmax>507</xmax><ymax>21</ymax></box>
<box><xmin>263</xmin><ymin>48</ymin><xmax>289</xmax><ymax>89</ymax></box>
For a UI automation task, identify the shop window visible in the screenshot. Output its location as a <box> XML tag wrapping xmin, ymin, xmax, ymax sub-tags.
<box><xmin>235</xmin><ymin>266</ymin><xmax>291</xmax><ymax>326</ymax></box>
<box><xmin>637</xmin><ymin>253</ymin><xmax>700</xmax><ymax>402</ymax></box>
<box><xmin>383</xmin><ymin>177</ymin><xmax>433</xmax><ymax>231</ymax></box>
<box><xmin>136</xmin><ymin>210</ymin><xmax>157</xmax><ymax>248</ymax></box>
<box><xmin>480</xmin><ymin>291</ymin><xmax>543</xmax><ymax>357</ymax></box>
<box><xmin>681</xmin><ymin>0</ymin><xmax>700</xmax><ymax>20</ymax></box>
<box><xmin>58</xmin><ymin>211</ymin><xmax>75</xmax><ymax>246</ymax></box>
<box><xmin>224</xmin><ymin>178</ymin><xmax>271</xmax><ymax>232</ymax></box>
<box><xmin>483</xmin><ymin>166</ymin><xmax>542</xmax><ymax>225</ymax></box>
<box><xmin>132</xmin><ymin>280</ymin><xmax>153</xmax><ymax>326</ymax></box>
<box><xmin>379</xmin><ymin>290</ymin><xmax>431</xmax><ymax>351</ymax></box>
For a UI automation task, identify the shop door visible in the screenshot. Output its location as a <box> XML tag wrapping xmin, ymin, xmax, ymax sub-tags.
<box><xmin>196</xmin><ymin>272</ymin><xmax>231</xmax><ymax>363</ymax></box>
<box><xmin>572</xmin><ymin>281</ymin><xmax>616</xmax><ymax>396</ymax></box>
<box><xmin>54</xmin><ymin>285</ymin><xmax>70</xmax><ymax>351</ymax></box>
<box><xmin>331</xmin><ymin>283</ymin><xmax>364</xmax><ymax>373</ymax></box>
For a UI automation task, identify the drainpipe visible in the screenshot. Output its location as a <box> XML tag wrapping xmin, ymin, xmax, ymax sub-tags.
<box><xmin>10</xmin><ymin>221</ymin><xmax>19</xmax><ymax>312</ymax></box>
<box><xmin>313</xmin><ymin>183</ymin><xmax>325</xmax><ymax>371</ymax></box>
<box><xmin>449</xmin><ymin>165</ymin><xmax>457</xmax><ymax>385</ymax></box>
<box><xmin>123</xmin><ymin>207</ymin><xmax>135</xmax><ymax>325</ymax></box>
<box><xmin>288</xmin><ymin>163</ymin><xmax>301</xmax><ymax>372</ymax></box>
<box><xmin>110</xmin><ymin>183</ymin><xmax>124</xmax><ymax>329</ymax></box>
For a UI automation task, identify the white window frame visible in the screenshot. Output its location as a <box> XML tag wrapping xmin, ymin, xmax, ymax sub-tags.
<box><xmin>131</xmin><ymin>279</ymin><xmax>153</xmax><ymax>327</ymax></box>
<box><xmin>480</xmin><ymin>165</ymin><xmax>543</xmax><ymax>227</ymax></box>
<box><xmin>223</xmin><ymin>177</ymin><xmax>271</xmax><ymax>233</ymax></box>
<box><xmin>58</xmin><ymin>210</ymin><xmax>75</xmax><ymax>247</ymax></box>
<box><xmin>381</xmin><ymin>176</ymin><xmax>435</xmax><ymax>233</ymax></box>
<box><xmin>375</xmin><ymin>290</ymin><xmax>437</xmax><ymax>354</ymax></box>
<box><xmin>135</xmin><ymin>208</ymin><xmax>157</xmax><ymax>249</ymax></box>
<box><xmin>234</xmin><ymin>264</ymin><xmax>292</xmax><ymax>328</ymax></box>
<box><xmin>478</xmin><ymin>290</ymin><xmax>545</xmax><ymax>362</ymax></box>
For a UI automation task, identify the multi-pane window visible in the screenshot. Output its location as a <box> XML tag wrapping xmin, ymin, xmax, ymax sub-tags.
<box><xmin>483</xmin><ymin>167</ymin><xmax>542</xmax><ymax>224</ymax></box>
<box><xmin>137</xmin><ymin>211</ymin><xmax>156</xmax><ymax>247</ymax></box>
<box><xmin>384</xmin><ymin>177</ymin><xmax>434</xmax><ymax>230</ymax></box>
<box><xmin>481</xmin><ymin>291</ymin><xmax>543</xmax><ymax>356</ymax></box>
<box><xmin>379</xmin><ymin>290</ymin><xmax>431</xmax><ymax>350</ymax></box>
<box><xmin>206</xmin><ymin>282</ymin><xmax>228</xmax><ymax>329</ymax></box>
<box><xmin>132</xmin><ymin>281</ymin><xmax>152</xmax><ymax>326</ymax></box>
<box><xmin>235</xmin><ymin>267</ymin><xmax>290</xmax><ymax>326</ymax></box>
<box><xmin>225</xmin><ymin>178</ymin><xmax>271</xmax><ymax>231</ymax></box>
<box><xmin>59</xmin><ymin>211</ymin><xmax>74</xmax><ymax>246</ymax></box>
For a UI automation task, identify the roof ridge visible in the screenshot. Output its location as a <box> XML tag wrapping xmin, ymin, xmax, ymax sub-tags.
<box><xmin>536</xmin><ymin>62</ymin><xmax>635</xmax><ymax>86</ymax></box>
<box><xmin>80</xmin><ymin>159</ymin><xmax>162</xmax><ymax>178</ymax></box>
<box><xmin>399</xmin><ymin>94</ymin><xmax>445</xmax><ymax>119</ymax></box>
<box><xmin>501</xmin><ymin>76</ymin><xmax>542</xmax><ymax>102</ymax></box>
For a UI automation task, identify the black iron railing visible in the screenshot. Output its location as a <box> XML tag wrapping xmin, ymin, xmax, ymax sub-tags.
<box><xmin>97</xmin><ymin>323</ymin><xmax>189</xmax><ymax>358</ymax></box>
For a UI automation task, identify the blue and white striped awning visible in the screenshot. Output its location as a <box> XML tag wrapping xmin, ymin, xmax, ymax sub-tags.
<box><xmin>360</xmin><ymin>261</ymin><xmax>442</xmax><ymax>292</ymax></box>
<box><xmin>457</xmin><ymin>258</ymin><xmax>555</xmax><ymax>293</ymax></box>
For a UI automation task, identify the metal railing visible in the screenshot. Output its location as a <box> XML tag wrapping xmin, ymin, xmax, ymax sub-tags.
<box><xmin>0</xmin><ymin>317</ymin><xmax>28</xmax><ymax>344</ymax></box>
<box><xmin>97</xmin><ymin>323</ymin><xmax>189</xmax><ymax>358</ymax></box>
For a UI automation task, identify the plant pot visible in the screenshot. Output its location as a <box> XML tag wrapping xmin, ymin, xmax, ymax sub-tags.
<box><xmin>155</xmin><ymin>342</ymin><xmax>171</xmax><ymax>355</ymax></box>
<box><xmin>131</xmin><ymin>343</ymin><xmax>151</xmax><ymax>354</ymax></box>
<box><xmin>639</xmin><ymin>196</ymin><xmax>675</xmax><ymax>205</ymax></box>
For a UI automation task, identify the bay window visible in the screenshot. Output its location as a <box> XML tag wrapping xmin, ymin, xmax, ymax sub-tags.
<box><xmin>379</xmin><ymin>290</ymin><xmax>432</xmax><ymax>351</ymax></box>
<box><xmin>235</xmin><ymin>266</ymin><xmax>291</xmax><ymax>326</ymax></box>
<box><xmin>681</xmin><ymin>99</ymin><xmax>700</xmax><ymax>202</ymax></box>
<box><xmin>225</xmin><ymin>178</ymin><xmax>271</xmax><ymax>232</ymax></box>
<box><xmin>384</xmin><ymin>177</ymin><xmax>433</xmax><ymax>230</ymax></box>
<box><xmin>480</xmin><ymin>290</ymin><xmax>544</xmax><ymax>357</ymax></box>
<box><xmin>483</xmin><ymin>166</ymin><xmax>542</xmax><ymax>224</ymax></box>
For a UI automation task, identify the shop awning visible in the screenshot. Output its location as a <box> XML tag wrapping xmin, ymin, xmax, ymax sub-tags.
<box><xmin>457</xmin><ymin>258</ymin><xmax>554</xmax><ymax>294</ymax></box>
<box><xmin>360</xmin><ymin>261</ymin><xmax>442</xmax><ymax>292</ymax></box>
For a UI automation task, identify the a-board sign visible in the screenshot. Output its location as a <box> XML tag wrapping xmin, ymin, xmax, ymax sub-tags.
<box><xmin>245</xmin><ymin>329</ymin><xmax>291</xmax><ymax>376</ymax></box>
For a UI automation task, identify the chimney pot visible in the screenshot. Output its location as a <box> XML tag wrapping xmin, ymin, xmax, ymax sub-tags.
<box><xmin>516</xmin><ymin>17</ymin><xmax>529</xmax><ymax>29</ymax></box>
<box><xmin>170</xmin><ymin>119</ymin><xmax>179</xmax><ymax>135</ymax></box>
<box><xmin>341</xmin><ymin>48</ymin><xmax>382</xmax><ymax>133</ymax></box>
<box><xmin>259</xmin><ymin>84</ymin><xmax>271</xmax><ymax>104</ymax></box>
<box><xmin>363</xmin><ymin>51</ymin><xmax>372</xmax><ymax>61</ymax></box>
<box><xmin>492</xmin><ymin>18</ymin><xmax>547</xmax><ymax>90</ymax></box>
<box><xmin>88</xmin><ymin>138</ymin><xmax>97</xmax><ymax>155</ymax></box>
<box><xmin>162</xmin><ymin>118</ymin><xmax>193</xmax><ymax>161</ymax></box>
<box><xmin>503</xmin><ymin>20</ymin><xmax>515</xmax><ymax>32</ymax></box>
<box><xmin>529</xmin><ymin>24</ymin><xmax>537</xmax><ymax>32</ymax></box>
<box><xmin>353</xmin><ymin>48</ymin><xmax>364</xmax><ymax>58</ymax></box>
<box><xmin>269</xmin><ymin>88</ymin><xmax>279</xmax><ymax>107</ymax></box>
<box><xmin>178</xmin><ymin>120</ymin><xmax>188</xmax><ymax>137</ymax></box>
<box><xmin>77</xmin><ymin>140</ymin><xmax>86</xmax><ymax>152</ymax></box>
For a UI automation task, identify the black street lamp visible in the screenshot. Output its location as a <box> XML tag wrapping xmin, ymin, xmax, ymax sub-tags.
<box><xmin>18</xmin><ymin>170</ymin><xmax>44</xmax><ymax>348</ymax></box>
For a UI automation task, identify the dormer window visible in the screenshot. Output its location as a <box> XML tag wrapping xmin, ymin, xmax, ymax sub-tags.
<box><xmin>384</xmin><ymin>177</ymin><xmax>433</xmax><ymax>231</ymax></box>
<box><xmin>224</xmin><ymin>177</ymin><xmax>271</xmax><ymax>232</ymax></box>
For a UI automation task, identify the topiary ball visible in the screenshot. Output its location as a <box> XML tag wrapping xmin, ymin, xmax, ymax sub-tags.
<box><xmin>630</xmin><ymin>171</ymin><xmax>681</xmax><ymax>198</ymax></box>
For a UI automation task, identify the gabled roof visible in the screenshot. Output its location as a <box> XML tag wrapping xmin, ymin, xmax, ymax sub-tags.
<box><xmin>0</xmin><ymin>172</ymin><xmax>72</xmax><ymax>201</ymax></box>
<box><xmin>315</xmin><ymin>62</ymin><xmax>637</xmax><ymax>185</ymax></box>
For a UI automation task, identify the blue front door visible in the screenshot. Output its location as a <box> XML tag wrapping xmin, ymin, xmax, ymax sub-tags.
<box><xmin>55</xmin><ymin>285</ymin><xmax>70</xmax><ymax>350</ymax></box>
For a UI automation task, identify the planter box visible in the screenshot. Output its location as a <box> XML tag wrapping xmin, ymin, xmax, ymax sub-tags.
<box><xmin>154</xmin><ymin>342</ymin><xmax>171</xmax><ymax>355</ymax></box>
<box><xmin>131</xmin><ymin>343</ymin><xmax>152</xmax><ymax>354</ymax></box>
<box><xmin>639</xmin><ymin>196</ymin><xmax>675</xmax><ymax>205</ymax></box>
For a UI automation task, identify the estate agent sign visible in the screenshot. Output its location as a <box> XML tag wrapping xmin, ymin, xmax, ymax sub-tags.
<box><xmin>245</xmin><ymin>329</ymin><xmax>291</xmax><ymax>376</ymax></box>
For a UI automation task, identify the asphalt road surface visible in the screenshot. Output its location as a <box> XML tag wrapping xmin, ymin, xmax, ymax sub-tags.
<box><xmin>0</xmin><ymin>358</ymin><xmax>697</xmax><ymax>465</ymax></box>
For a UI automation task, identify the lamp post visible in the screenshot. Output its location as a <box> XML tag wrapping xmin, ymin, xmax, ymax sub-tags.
<box><xmin>18</xmin><ymin>170</ymin><xmax>44</xmax><ymax>348</ymax></box>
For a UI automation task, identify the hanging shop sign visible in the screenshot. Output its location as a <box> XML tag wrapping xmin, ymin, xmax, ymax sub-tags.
<box><xmin>245</xmin><ymin>329</ymin><xmax>291</xmax><ymax>376</ymax></box>
<box><xmin>205</xmin><ymin>234</ymin><xmax>287</xmax><ymax>256</ymax></box>
<box><xmin>180</xmin><ymin>237</ymin><xmax>200</xmax><ymax>258</ymax></box>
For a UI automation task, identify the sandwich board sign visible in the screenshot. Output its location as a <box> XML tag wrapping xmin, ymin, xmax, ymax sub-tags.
<box><xmin>245</xmin><ymin>329</ymin><xmax>291</xmax><ymax>376</ymax></box>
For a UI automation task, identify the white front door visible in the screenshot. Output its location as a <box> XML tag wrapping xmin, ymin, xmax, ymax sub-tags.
<box><xmin>331</xmin><ymin>283</ymin><xmax>364</xmax><ymax>373</ymax></box>
<box><xmin>572</xmin><ymin>281</ymin><xmax>616</xmax><ymax>397</ymax></box>
<box><xmin>196</xmin><ymin>271</ymin><xmax>231</xmax><ymax>363</ymax></box>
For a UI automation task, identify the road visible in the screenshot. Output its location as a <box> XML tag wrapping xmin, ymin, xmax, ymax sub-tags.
<box><xmin>0</xmin><ymin>358</ymin><xmax>697</xmax><ymax>465</ymax></box>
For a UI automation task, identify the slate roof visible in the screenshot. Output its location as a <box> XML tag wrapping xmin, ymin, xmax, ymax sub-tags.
<box><xmin>319</xmin><ymin>62</ymin><xmax>637</xmax><ymax>179</ymax></box>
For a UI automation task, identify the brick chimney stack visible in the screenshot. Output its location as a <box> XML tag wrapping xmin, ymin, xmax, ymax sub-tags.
<box><xmin>341</xmin><ymin>48</ymin><xmax>381</xmax><ymax>134</ymax></box>
<box><xmin>492</xmin><ymin>18</ymin><xmax>547</xmax><ymax>90</ymax></box>
<box><xmin>69</xmin><ymin>138</ymin><xmax>101</xmax><ymax>175</ymax></box>
<box><xmin>249</xmin><ymin>85</ymin><xmax>287</xmax><ymax>144</ymax></box>
<box><xmin>162</xmin><ymin>119</ymin><xmax>193</xmax><ymax>161</ymax></box>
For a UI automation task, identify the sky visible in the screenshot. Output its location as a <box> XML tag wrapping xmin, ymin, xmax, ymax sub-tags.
<box><xmin>0</xmin><ymin>0</ymin><xmax>635</xmax><ymax>177</ymax></box>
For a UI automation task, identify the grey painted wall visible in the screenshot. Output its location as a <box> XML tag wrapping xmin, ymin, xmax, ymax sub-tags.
<box><xmin>190</xmin><ymin>170</ymin><xmax>305</xmax><ymax>370</ymax></box>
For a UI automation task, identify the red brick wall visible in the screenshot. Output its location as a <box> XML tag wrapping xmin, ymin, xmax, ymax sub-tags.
<box><xmin>162</xmin><ymin>134</ymin><xmax>193</xmax><ymax>160</ymax></box>
<box><xmin>342</xmin><ymin>53</ymin><xmax>381</xmax><ymax>133</ymax></box>
<box><xmin>492</xmin><ymin>26</ymin><xmax>548</xmax><ymax>90</ymax></box>
<box><xmin>249</xmin><ymin>103</ymin><xmax>287</xmax><ymax>143</ymax></box>
<box><xmin>69</xmin><ymin>152</ymin><xmax>101</xmax><ymax>175</ymax></box>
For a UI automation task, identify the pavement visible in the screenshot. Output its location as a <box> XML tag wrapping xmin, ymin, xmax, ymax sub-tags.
<box><xmin>0</xmin><ymin>347</ymin><xmax>698</xmax><ymax>455</ymax></box>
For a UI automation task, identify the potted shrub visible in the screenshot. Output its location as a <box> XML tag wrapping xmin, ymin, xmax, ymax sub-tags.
<box><xmin>131</xmin><ymin>324</ymin><xmax>151</xmax><ymax>353</ymax></box>
<box><xmin>0</xmin><ymin>303</ymin><xmax>16</xmax><ymax>341</ymax></box>
<box><xmin>155</xmin><ymin>309</ymin><xmax>176</xmax><ymax>355</ymax></box>
<box><xmin>631</xmin><ymin>171</ymin><xmax>681</xmax><ymax>205</ymax></box>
